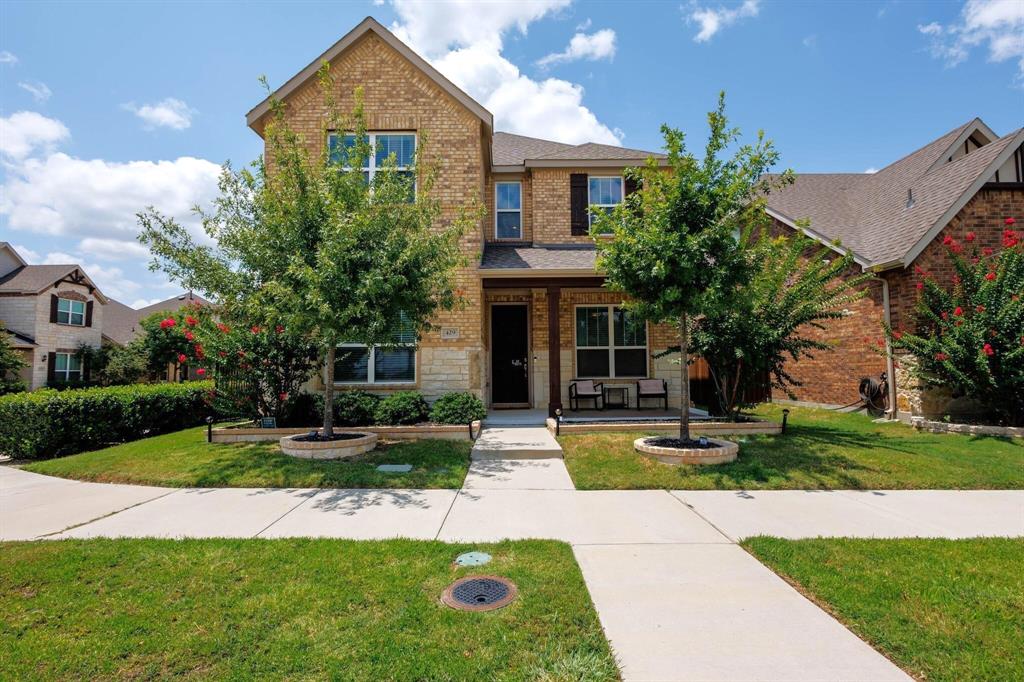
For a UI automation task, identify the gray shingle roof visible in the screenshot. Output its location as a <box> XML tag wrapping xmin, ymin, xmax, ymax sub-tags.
<box><xmin>481</xmin><ymin>244</ymin><xmax>597</xmax><ymax>271</ymax></box>
<box><xmin>492</xmin><ymin>132</ymin><xmax>663</xmax><ymax>166</ymax></box>
<box><xmin>0</xmin><ymin>264</ymin><xmax>79</xmax><ymax>294</ymax></box>
<box><xmin>767</xmin><ymin>121</ymin><xmax>1022</xmax><ymax>266</ymax></box>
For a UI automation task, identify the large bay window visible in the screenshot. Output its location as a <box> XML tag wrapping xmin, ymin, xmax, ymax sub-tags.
<box><xmin>328</xmin><ymin>132</ymin><xmax>416</xmax><ymax>201</ymax></box>
<box><xmin>575</xmin><ymin>305</ymin><xmax>648</xmax><ymax>378</ymax></box>
<box><xmin>335</xmin><ymin>314</ymin><xmax>417</xmax><ymax>384</ymax></box>
<box><xmin>57</xmin><ymin>298</ymin><xmax>86</xmax><ymax>326</ymax></box>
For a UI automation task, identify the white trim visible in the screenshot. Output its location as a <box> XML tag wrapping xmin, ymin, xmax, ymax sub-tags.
<box><xmin>573</xmin><ymin>304</ymin><xmax>648</xmax><ymax>379</ymax></box>
<box><xmin>53</xmin><ymin>351</ymin><xmax>83</xmax><ymax>382</ymax></box>
<box><xmin>333</xmin><ymin>343</ymin><xmax>418</xmax><ymax>386</ymax></box>
<box><xmin>494</xmin><ymin>181</ymin><xmax>523</xmax><ymax>240</ymax></box>
<box><xmin>246</xmin><ymin>17</ymin><xmax>493</xmax><ymax>131</ymax></box>
<box><xmin>925</xmin><ymin>118</ymin><xmax>1000</xmax><ymax>174</ymax></box>
<box><xmin>56</xmin><ymin>297</ymin><xmax>86</xmax><ymax>326</ymax></box>
<box><xmin>765</xmin><ymin>208</ymin><xmax>872</xmax><ymax>267</ymax></box>
<box><xmin>330</xmin><ymin>131</ymin><xmax>417</xmax><ymax>191</ymax></box>
<box><xmin>587</xmin><ymin>175</ymin><xmax>624</xmax><ymax>228</ymax></box>
<box><xmin>902</xmin><ymin>129</ymin><xmax>1024</xmax><ymax>267</ymax></box>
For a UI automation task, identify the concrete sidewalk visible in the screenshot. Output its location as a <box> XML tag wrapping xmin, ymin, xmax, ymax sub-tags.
<box><xmin>470</xmin><ymin>425</ymin><xmax>562</xmax><ymax>459</ymax></box>
<box><xmin>4</xmin><ymin>465</ymin><xmax>1021</xmax><ymax>682</ymax></box>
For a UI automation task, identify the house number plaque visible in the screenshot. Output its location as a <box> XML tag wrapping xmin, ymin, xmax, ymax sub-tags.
<box><xmin>440</xmin><ymin>327</ymin><xmax>459</xmax><ymax>340</ymax></box>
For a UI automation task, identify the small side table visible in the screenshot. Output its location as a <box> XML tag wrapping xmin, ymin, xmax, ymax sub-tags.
<box><xmin>603</xmin><ymin>385</ymin><xmax>629</xmax><ymax>410</ymax></box>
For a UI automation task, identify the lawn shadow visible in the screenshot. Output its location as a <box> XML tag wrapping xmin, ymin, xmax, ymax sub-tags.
<box><xmin>308</xmin><ymin>488</ymin><xmax>435</xmax><ymax>515</ymax></box>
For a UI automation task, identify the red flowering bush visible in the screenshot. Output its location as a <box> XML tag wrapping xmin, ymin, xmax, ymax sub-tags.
<box><xmin>888</xmin><ymin>217</ymin><xmax>1024</xmax><ymax>425</ymax></box>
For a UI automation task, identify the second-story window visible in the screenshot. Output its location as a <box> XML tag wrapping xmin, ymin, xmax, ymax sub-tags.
<box><xmin>588</xmin><ymin>176</ymin><xmax>623</xmax><ymax>227</ymax></box>
<box><xmin>328</xmin><ymin>132</ymin><xmax>416</xmax><ymax>201</ymax></box>
<box><xmin>495</xmin><ymin>181</ymin><xmax>522</xmax><ymax>239</ymax></box>
<box><xmin>57</xmin><ymin>298</ymin><xmax>85</xmax><ymax>326</ymax></box>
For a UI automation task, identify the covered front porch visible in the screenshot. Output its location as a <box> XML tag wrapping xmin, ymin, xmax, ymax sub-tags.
<box><xmin>485</xmin><ymin>407</ymin><xmax>710</xmax><ymax>426</ymax></box>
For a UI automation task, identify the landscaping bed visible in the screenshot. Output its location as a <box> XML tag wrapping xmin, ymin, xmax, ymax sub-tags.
<box><xmin>0</xmin><ymin>538</ymin><xmax>617</xmax><ymax>680</ymax></box>
<box><xmin>213</xmin><ymin>420</ymin><xmax>480</xmax><ymax>443</ymax></box>
<box><xmin>744</xmin><ymin>536</ymin><xmax>1024</xmax><ymax>682</ymax></box>
<box><xmin>560</xmin><ymin>404</ymin><xmax>1024</xmax><ymax>490</ymax></box>
<box><xmin>23</xmin><ymin>426</ymin><xmax>471</xmax><ymax>489</ymax></box>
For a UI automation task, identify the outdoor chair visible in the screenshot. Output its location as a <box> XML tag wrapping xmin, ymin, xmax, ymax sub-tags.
<box><xmin>569</xmin><ymin>380</ymin><xmax>603</xmax><ymax>411</ymax></box>
<box><xmin>636</xmin><ymin>378</ymin><xmax>668</xmax><ymax>410</ymax></box>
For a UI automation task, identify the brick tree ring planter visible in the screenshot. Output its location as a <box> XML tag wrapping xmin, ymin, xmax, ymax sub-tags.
<box><xmin>634</xmin><ymin>436</ymin><xmax>738</xmax><ymax>465</ymax></box>
<box><xmin>279</xmin><ymin>432</ymin><xmax>378</xmax><ymax>460</ymax></box>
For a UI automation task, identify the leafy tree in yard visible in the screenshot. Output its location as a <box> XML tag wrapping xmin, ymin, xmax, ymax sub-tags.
<box><xmin>691</xmin><ymin>231</ymin><xmax>873</xmax><ymax>420</ymax></box>
<box><xmin>0</xmin><ymin>322</ymin><xmax>27</xmax><ymax>395</ymax></box>
<box><xmin>888</xmin><ymin>217</ymin><xmax>1024</xmax><ymax>426</ymax></box>
<box><xmin>139</xmin><ymin>66</ymin><xmax>472</xmax><ymax>437</ymax></box>
<box><xmin>593</xmin><ymin>93</ymin><xmax>784</xmax><ymax>442</ymax></box>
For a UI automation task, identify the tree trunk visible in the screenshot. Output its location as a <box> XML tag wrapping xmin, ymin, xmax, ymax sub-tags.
<box><xmin>322</xmin><ymin>346</ymin><xmax>335</xmax><ymax>439</ymax></box>
<box><xmin>680</xmin><ymin>313</ymin><xmax>690</xmax><ymax>442</ymax></box>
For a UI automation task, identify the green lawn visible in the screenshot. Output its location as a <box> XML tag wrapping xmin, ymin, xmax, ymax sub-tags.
<box><xmin>744</xmin><ymin>537</ymin><xmax>1024</xmax><ymax>682</ymax></box>
<box><xmin>560</xmin><ymin>404</ymin><xmax>1024</xmax><ymax>490</ymax></box>
<box><xmin>0</xmin><ymin>538</ymin><xmax>617</xmax><ymax>681</ymax></box>
<box><xmin>24</xmin><ymin>426</ymin><xmax>470</xmax><ymax>489</ymax></box>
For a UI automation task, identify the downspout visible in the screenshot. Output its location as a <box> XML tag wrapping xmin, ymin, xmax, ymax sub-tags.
<box><xmin>880</xmin><ymin>276</ymin><xmax>899</xmax><ymax>420</ymax></box>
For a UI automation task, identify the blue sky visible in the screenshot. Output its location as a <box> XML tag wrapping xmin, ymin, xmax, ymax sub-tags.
<box><xmin>2</xmin><ymin>0</ymin><xmax>1022</xmax><ymax>306</ymax></box>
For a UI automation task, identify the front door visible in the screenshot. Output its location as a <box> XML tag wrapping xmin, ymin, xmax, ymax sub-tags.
<box><xmin>491</xmin><ymin>304</ymin><xmax>529</xmax><ymax>406</ymax></box>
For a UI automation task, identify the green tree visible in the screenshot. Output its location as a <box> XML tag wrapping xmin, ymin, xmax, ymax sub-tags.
<box><xmin>888</xmin><ymin>218</ymin><xmax>1024</xmax><ymax>425</ymax></box>
<box><xmin>0</xmin><ymin>322</ymin><xmax>28</xmax><ymax>395</ymax></box>
<box><xmin>692</xmin><ymin>231</ymin><xmax>873</xmax><ymax>420</ymax></box>
<box><xmin>139</xmin><ymin>67</ymin><xmax>472</xmax><ymax>437</ymax></box>
<box><xmin>593</xmin><ymin>93</ymin><xmax>783</xmax><ymax>442</ymax></box>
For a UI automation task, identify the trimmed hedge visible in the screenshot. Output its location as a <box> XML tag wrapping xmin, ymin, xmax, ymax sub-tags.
<box><xmin>374</xmin><ymin>391</ymin><xmax>429</xmax><ymax>426</ymax></box>
<box><xmin>429</xmin><ymin>392</ymin><xmax>487</xmax><ymax>424</ymax></box>
<box><xmin>0</xmin><ymin>381</ymin><xmax>213</xmax><ymax>460</ymax></box>
<box><xmin>334</xmin><ymin>390</ymin><xmax>381</xmax><ymax>427</ymax></box>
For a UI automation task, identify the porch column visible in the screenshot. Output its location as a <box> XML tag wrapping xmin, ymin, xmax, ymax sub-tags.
<box><xmin>547</xmin><ymin>286</ymin><xmax>562</xmax><ymax>417</ymax></box>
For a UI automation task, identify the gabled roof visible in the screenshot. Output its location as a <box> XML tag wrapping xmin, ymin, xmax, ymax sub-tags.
<box><xmin>103</xmin><ymin>292</ymin><xmax>211</xmax><ymax>346</ymax></box>
<box><xmin>0</xmin><ymin>263</ymin><xmax>108</xmax><ymax>303</ymax></box>
<box><xmin>766</xmin><ymin>119</ymin><xmax>1024</xmax><ymax>269</ymax></box>
<box><xmin>4</xmin><ymin>329</ymin><xmax>36</xmax><ymax>349</ymax></box>
<box><xmin>492</xmin><ymin>132</ymin><xmax>665</xmax><ymax>170</ymax></box>
<box><xmin>246</xmin><ymin>16</ymin><xmax>493</xmax><ymax>133</ymax></box>
<box><xmin>0</xmin><ymin>242</ymin><xmax>28</xmax><ymax>271</ymax></box>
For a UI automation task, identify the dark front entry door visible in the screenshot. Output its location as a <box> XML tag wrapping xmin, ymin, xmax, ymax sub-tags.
<box><xmin>491</xmin><ymin>304</ymin><xmax>529</xmax><ymax>405</ymax></box>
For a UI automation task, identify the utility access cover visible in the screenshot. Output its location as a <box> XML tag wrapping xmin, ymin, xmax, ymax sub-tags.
<box><xmin>454</xmin><ymin>551</ymin><xmax>491</xmax><ymax>567</ymax></box>
<box><xmin>441</xmin><ymin>576</ymin><xmax>517</xmax><ymax>612</ymax></box>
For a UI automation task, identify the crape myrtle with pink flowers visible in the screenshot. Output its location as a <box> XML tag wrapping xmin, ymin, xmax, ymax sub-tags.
<box><xmin>887</xmin><ymin>217</ymin><xmax>1024</xmax><ymax>426</ymax></box>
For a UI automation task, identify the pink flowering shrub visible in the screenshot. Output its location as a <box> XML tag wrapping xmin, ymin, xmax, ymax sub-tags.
<box><xmin>888</xmin><ymin>217</ymin><xmax>1023</xmax><ymax>425</ymax></box>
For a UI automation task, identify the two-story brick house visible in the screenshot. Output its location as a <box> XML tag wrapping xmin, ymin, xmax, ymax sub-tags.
<box><xmin>0</xmin><ymin>242</ymin><xmax>107</xmax><ymax>389</ymax></box>
<box><xmin>246</xmin><ymin>17</ymin><xmax>683</xmax><ymax>417</ymax></box>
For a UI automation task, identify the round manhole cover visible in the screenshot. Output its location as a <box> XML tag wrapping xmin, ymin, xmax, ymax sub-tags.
<box><xmin>441</xmin><ymin>575</ymin><xmax>518</xmax><ymax>612</ymax></box>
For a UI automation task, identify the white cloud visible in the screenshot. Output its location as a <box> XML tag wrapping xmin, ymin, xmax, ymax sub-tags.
<box><xmin>0</xmin><ymin>111</ymin><xmax>70</xmax><ymax>160</ymax></box>
<box><xmin>387</xmin><ymin>0</ymin><xmax>621</xmax><ymax>144</ymax></box>
<box><xmin>40</xmin><ymin>251</ymin><xmax>78</xmax><ymax>265</ymax></box>
<box><xmin>576</xmin><ymin>18</ymin><xmax>592</xmax><ymax>31</ymax></box>
<box><xmin>919</xmin><ymin>0</ymin><xmax>1024</xmax><ymax>81</ymax></box>
<box><xmin>79</xmin><ymin>237</ymin><xmax>151</xmax><ymax>261</ymax></box>
<box><xmin>17</xmin><ymin>80</ymin><xmax>52</xmax><ymax>102</ymax></box>
<box><xmin>687</xmin><ymin>0</ymin><xmax>760</xmax><ymax>43</ymax></box>
<box><xmin>537</xmin><ymin>28</ymin><xmax>617</xmax><ymax>67</ymax></box>
<box><xmin>864</xmin><ymin>167</ymin><xmax>879</xmax><ymax>174</ymax></box>
<box><xmin>123</xmin><ymin>97</ymin><xmax>195</xmax><ymax>130</ymax></box>
<box><xmin>0</xmin><ymin>50</ymin><xmax>17</xmax><ymax>64</ymax></box>
<box><xmin>130</xmin><ymin>297</ymin><xmax>167</xmax><ymax>309</ymax></box>
<box><xmin>802</xmin><ymin>34</ymin><xmax>817</xmax><ymax>49</ymax></box>
<box><xmin>82</xmin><ymin>262</ymin><xmax>141</xmax><ymax>300</ymax></box>
<box><xmin>11</xmin><ymin>244</ymin><xmax>40</xmax><ymax>262</ymax></box>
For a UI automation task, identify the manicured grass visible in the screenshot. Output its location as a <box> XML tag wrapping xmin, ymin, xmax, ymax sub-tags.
<box><xmin>560</xmin><ymin>404</ymin><xmax>1024</xmax><ymax>490</ymax></box>
<box><xmin>744</xmin><ymin>537</ymin><xmax>1024</xmax><ymax>682</ymax></box>
<box><xmin>0</xmin><ymin>538</ymin><xmax>617</xmax><ymax>680</ymax></box>
<box><xmin>24</xmin><ymin>426</ymin><xmax>470</xmax><ymax>489</ymax></box>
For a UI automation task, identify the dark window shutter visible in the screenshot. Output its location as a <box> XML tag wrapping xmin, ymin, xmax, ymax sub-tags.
<box><xmin>50</xmin><ymin>294</ymin><xmax>59</xmax><ymax>323</ymax></box>
<box><xmin>85</xmin><ymin>301</ymin><xmax>94</xmax><ymax>327</ymax></box>
<box><xmin>47</xmin><ymin>353</ymin><xmax>56</xmax><ymax>384</ymax></box>
<box><xmin>624</xmin><ymin>175</ymin><xmax>639</xmax><ymax>196</ymax></box>
<box><xmin>570</xmin><ymin>173</ymin><xmax>588</xmax><ymax>235</ymax></box>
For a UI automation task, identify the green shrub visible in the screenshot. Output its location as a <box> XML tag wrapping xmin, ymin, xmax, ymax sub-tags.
<box><xmin>334</xmin><ymin>390</ymin><xmax>381</xmax><ymax>426</ymax></box>
<box><xmin>429</xmin><ymin>392</ymin><xmax>486</xmax><ymax>424</ymax></box>
<box><xmin>279</xmin><ymin>391</ymin><xmax>324</xmax><ymax>427</ymax></box>
<box><xmin>0</xmin><ymin>381</ymin><xmax>214</xmax><ymax>460</ymax></box>
<box><xmin>374</xmin><ymin>391</ymin><xmax>429</xmax><ymax>425</ymax></box>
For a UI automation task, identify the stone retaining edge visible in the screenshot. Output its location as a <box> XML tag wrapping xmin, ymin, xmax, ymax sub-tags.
<box><xmin>911</xmin><ymin>417</ymin><xmax>1023</xmax><ymax>438</ymax></box>
<box><xmin>212</xmin><ymin>420</ymin><xmax>481</xmax><ymax>443</ymax></box>
<box><xmin>546</xmin><ymin>419</ymin><xmax>782</xmax><ymax>436</ymax></box>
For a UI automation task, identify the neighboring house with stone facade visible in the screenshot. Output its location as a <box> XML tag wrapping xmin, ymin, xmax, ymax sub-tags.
<box><xmin>0</xmin><ymin>242</ymin><xmax>107</xmax><ymax>390</ymax></box>
<box><xmin>765</xmin><ymin>119</ymin><xmax>1024</xmax><ymax>419</ymax></box>
<box><xmin>248</xmin><ymin>17</ymin><xmax>1023</xmax><ymax>420</ymax></box>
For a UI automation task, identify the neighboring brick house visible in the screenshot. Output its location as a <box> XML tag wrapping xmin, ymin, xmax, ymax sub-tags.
<box><xmin>765</xmin><ymin>119</ymin><xmax>1024</xmax><ymax>418</ymax></box>
<box><xmin>0</xmin><ymin>242</ymin><xmax>107</xmax><ymax>390</ymax></box>
<box><xmin>248</xmin><ymin>17</ymin><xmax>1023</xmax><ymax>419</ymax></box>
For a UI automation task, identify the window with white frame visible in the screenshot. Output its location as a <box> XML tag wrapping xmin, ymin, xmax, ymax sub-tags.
<box><xmin>53</xmin><ymin>352</ymin><xmax>83</xmax><ymax>382</ymax></box>
<box><xmin>328</xmin><ymin>132</ymin><xmax>416</xmax><ymax>201</ymax></box>
<box><xmin>495</xmin><ymin>181</ymin><xmax>522</xmax><ymax>239</ymax></box>
<box><xmin>57</xmin><ymin>298</ymin><xmax>85</xmax><ymax>326</ymax></box>
<box><xmin>575</xmin><ymin>305</ymin><xmax>647</xmax><ymax>378</ymax></box>
<box><xmin>335</xmin><ymin>313</ymin><xmax>417</xmax><ymax>384</ymax></box>
<box><xmin>588</xmin><ymin>176</ymin><xmax>623</xmax><ymax>227</ymax></box>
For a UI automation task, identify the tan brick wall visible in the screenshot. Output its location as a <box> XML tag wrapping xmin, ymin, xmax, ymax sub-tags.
<box><xmin>271</xmin><ymin>31</ymin><xmax>488</xmax><ymax>397</ymax></box>
<box><xmin>531</xmin><ymin>167</ymin><xmax>628</xmax><ymax>244</ymax></box>
<box><xmin>484</xmin><ymin>172</ymin><xmax>532</xmax><ymax>243</ymax></box>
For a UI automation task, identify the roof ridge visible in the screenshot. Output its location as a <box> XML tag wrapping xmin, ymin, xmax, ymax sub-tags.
<box><xmin>871</xmin><ymin>119</ymin><xmax>977</xmax><ymax>177</ymax></box>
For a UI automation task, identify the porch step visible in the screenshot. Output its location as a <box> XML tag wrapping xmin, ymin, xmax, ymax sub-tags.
<box><xmin>471</xmin><ymin>426</ymin><xmax>563</xmax><ymax>460</ymax></box>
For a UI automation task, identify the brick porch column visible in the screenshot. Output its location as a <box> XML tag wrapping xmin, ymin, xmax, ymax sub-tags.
<box><xmin>547</xmin><ymin>285</ymin><xmax>562</xmax><ymax>417</ymax></box>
